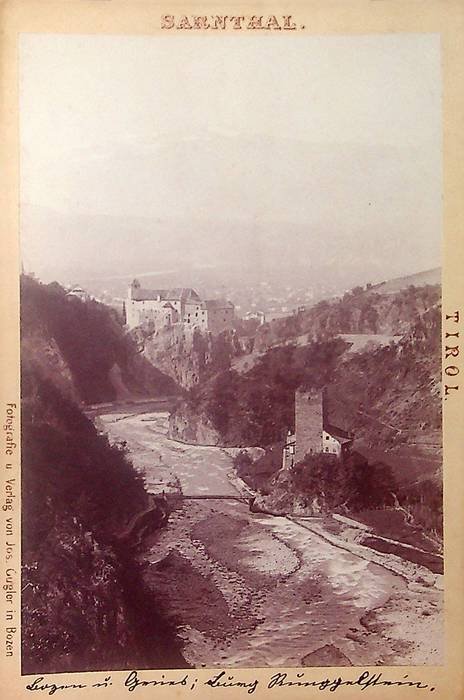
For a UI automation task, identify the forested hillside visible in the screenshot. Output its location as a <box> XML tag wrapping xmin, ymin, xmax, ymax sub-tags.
<box><xmin>328</xmin><ymin>304</ymin><xmax>441</xmax><ymax>459</ymax></box>
<box><xmin>170</xmin><ymin>285</ymin><xmax>441</xmax><ymax>458</ymax></box>
<box><xmin>21</xmin><ymin>366</ymin><xmax>185</xmax><ymax>673</ymax></box>
<box><xmin>253</xmin><ymin>282</ymin><xmax>440</xmax><ymax>353</ymax></box>
<box><xmin>169</xmin><ymin>337</ymin><xmax>350</xmax><ymax>446</ymax></box>
<box><xmin>169</xmin><ymin>283</ymin><xmax>442</xmax><ymax>541</ymax></box>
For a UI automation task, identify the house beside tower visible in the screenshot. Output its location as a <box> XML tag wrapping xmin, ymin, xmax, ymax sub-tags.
<box><xmin>282</xmin><ymin>388</ymin><xmax>353</xmax><ymax>469</ymax></box>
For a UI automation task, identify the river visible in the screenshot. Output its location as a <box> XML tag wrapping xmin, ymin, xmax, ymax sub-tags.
<box><xmin>99</xmin><ymin>410</ymin><xmax>443</xmax><ymax>668</ymax></box>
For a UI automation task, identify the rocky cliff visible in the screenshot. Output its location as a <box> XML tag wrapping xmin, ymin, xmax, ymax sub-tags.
<box><xmin>133</xmin><ymin>322</ymin><xmax>249</xmax><ymax>390</ymax></box>
<box><xmin>168</xmin><ymin>403</ymin><xmax>222</xmax><ymax>445</ymax></box>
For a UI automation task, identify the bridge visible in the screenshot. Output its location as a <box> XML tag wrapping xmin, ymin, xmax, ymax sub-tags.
<box><xmin>165</xmin><ymin>493</ymin><xmax>252</xmax><ymax>503</ymax></box>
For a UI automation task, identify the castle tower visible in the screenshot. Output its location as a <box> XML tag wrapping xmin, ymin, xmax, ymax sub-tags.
<box><xmin>126</xmin><ymin>279</ymin><xmax>142</xmax><ymax>328</ymax></box>
<box><xmin>294</xmin><ymin>389</ymin><xmax>324</xmax><ymax>463</ymax></box>
<box><xmin>128</xmin><ymin>278</ymin><xmax>141</xmax><ymax>300</ymax></box>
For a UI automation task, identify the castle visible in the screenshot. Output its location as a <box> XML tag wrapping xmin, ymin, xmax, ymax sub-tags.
<box><xmin>126</xmin><ymin>279</ymin><xmax>235</xmax><ymax>333</ymax></box>
<box><xmin>282</xmin><ymin>388</ymin><xmax>353</xmax><ymax>469</ymax></box>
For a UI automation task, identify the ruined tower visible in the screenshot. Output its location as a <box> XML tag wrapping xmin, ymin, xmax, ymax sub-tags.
<box><xmin>294</xmin><ymin>389</ymin><xmax>325</xmax><ymax>464</ymax></box>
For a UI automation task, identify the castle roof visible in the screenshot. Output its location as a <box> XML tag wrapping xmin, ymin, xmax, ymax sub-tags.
<box><xmin>201</xmin><ymin>299</ymin><xmax>234</xmax><ymax>310</ymax></box>
<box><xmin>131</xmin><ymin>286</ymin><xmax>201</xmax><ymax>302</ymax></box>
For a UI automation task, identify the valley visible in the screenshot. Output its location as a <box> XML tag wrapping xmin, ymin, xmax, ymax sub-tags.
<box><xmin>98</xmin><ymin>409</ymin><xmax>443</xmax><ymax>668</ymax></box>
<box><xmin>19</xmin><ymin>271</ymin><xmax>444</xmax><ymax>671</ymax></box>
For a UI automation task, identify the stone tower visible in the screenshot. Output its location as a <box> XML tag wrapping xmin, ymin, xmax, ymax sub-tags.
<box><xmin>129</xmin><ymin>278</ymin><xmax>141</xmax><ymax>299</ymax></box>
<box><xmin>294</xmin><ymin>389</ymin><xmax>325</xmax><ymax>463</ymax></box>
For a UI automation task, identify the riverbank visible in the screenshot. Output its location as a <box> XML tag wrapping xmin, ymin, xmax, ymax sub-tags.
<box><xmin>139</xmin><ymin>499</ymin><xmax>442</xmax><ymax>668</ymax></box>
<box><xmin>99</xmin><ymin>410</ymin><xmax>443</xmax><ymax>668</ymax></box>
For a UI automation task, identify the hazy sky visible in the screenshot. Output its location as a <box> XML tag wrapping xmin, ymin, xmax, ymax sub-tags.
<box><xmin>20</xmin><ymin>33</ymin><xmax>442</xmax><ymax>283</ymax></box>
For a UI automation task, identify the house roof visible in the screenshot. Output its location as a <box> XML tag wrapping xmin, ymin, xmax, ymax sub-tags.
<box><xmin>67</xmin><ymin>286</ymin><xmax>86</xmax><ymax>296</ymax></box>
<box><xmin>324</xmin><ymin>422</ymin><xmax>353</xmax><ymax>443</ymax></box>
<box><xmin>244</xmin><ymin>310</ymin><xmax>265</xmax><ymax>317</ymax></box>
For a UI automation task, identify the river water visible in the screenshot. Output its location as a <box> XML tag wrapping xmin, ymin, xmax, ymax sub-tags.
<box><xmin>99</xmin><ymin>410</ymin><xmax>436</xmax><ymax>668</ymax></box>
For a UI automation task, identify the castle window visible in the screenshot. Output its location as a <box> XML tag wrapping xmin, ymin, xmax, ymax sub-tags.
<box><xmin>325</xmin><ymin>435</ymin><xmax>329</xmax><ymax>440</ymax></box>
<box><xmin>325</xmin><ymin>447</ymin><xmax>329</xmax><ymax>452</ymax></box>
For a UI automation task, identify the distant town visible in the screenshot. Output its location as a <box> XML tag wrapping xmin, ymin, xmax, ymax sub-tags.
<box><xmin>63</xmin><ymin>271</ymin><xmax>359</xmax><ymax>327</ymax></box>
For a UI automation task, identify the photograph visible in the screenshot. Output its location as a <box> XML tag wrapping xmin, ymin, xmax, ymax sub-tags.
<box><xmin>18</xmin><ymin>31</ymin><xmax>444</xmax><ymax>675</ymax></box>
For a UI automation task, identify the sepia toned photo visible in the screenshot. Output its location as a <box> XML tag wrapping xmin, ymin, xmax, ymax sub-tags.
<box><xmin>18</xmin><ymin>31</ymin><xmax>444</xmax><ymax>676</ymax></box>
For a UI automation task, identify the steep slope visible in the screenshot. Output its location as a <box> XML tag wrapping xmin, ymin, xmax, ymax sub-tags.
<box><xmin>21</xmin><ymin>366</ymin><xmax>185</xmax><ymax>673</ymax></box>
<box><xmin>370</xmin><ymin>267</ymin><xmax>440</xmax><ymax>295</ymax></box>
<box><xmin>20</xmin><ymin>276</ymin><xmax>186</xmax><ymax>672</ymax></box>
<box><xmin>327</xmin><ymin>304</ymin><xmax>441</xmax><ymax>477</ymax></box>
<box><xmin>21</xmin><ymin>275</ymin><xmax>179</xmax><ymax>404</ymax></box>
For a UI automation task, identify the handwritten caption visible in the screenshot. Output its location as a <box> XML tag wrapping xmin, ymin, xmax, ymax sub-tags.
<box><xmin>3</xmin><ymin>402</ymin><xmax>18</xmax><ymax>659</ymax></box>
<box><xmin>25</xmin><ymin>669</ymin><xmax>436</xmax><ymax>695</ymax></box>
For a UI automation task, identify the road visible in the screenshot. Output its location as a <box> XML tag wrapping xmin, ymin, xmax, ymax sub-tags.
<box><xmin>99</xmin><ymin>410</ymin><xmax>443</xmax><ymax>668</ymax></box>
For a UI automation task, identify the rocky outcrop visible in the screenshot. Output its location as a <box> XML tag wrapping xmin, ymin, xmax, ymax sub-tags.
<box><xmin>168</xmin><ymin>404</ymin><xmax>222</xmax><ymax>445</ymax></box>
<box><xmin>22</xmin><ymin>517</ymin><xmax>138</xmax><ymax>674</ymax></box>
<box><xmin>133</xmin><ymin>323</ymin><xmax>246</xmax><ymax>390</ymax></box>
<box><xmin>251</xmin><ymin>468</ymin><xmax>326</xmax><ymax>517</ymax></box>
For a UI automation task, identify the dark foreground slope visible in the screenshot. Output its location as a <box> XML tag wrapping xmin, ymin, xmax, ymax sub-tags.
<box><xmin>20</xmin><ymin>277</ymin><xmax>186</xmax><ymax>673</ymax></box>
<box><xmin>21</xmin><ymin>368</ymin><xmax>186</xmax><ymax>673</ymax></box>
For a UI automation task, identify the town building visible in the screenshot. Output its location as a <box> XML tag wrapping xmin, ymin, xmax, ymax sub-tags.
<box><xmin>282</xmin><ymin>388</ymin><xmax>353</xmax><ymax>469</ymax></box>
<box><xmin>126</xmin><ymin>279</ymin><xmax>235</xmax><ymax>333</ymax></box>
<box><xmin>66</xmin><ymin>285</ymin><xmax>91</xmax><ymax>302</ymax></box>
<box><xmin>244</xmin><ymin>310</ymin><xmax>266</xmax><ymax>325</ymax></box>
